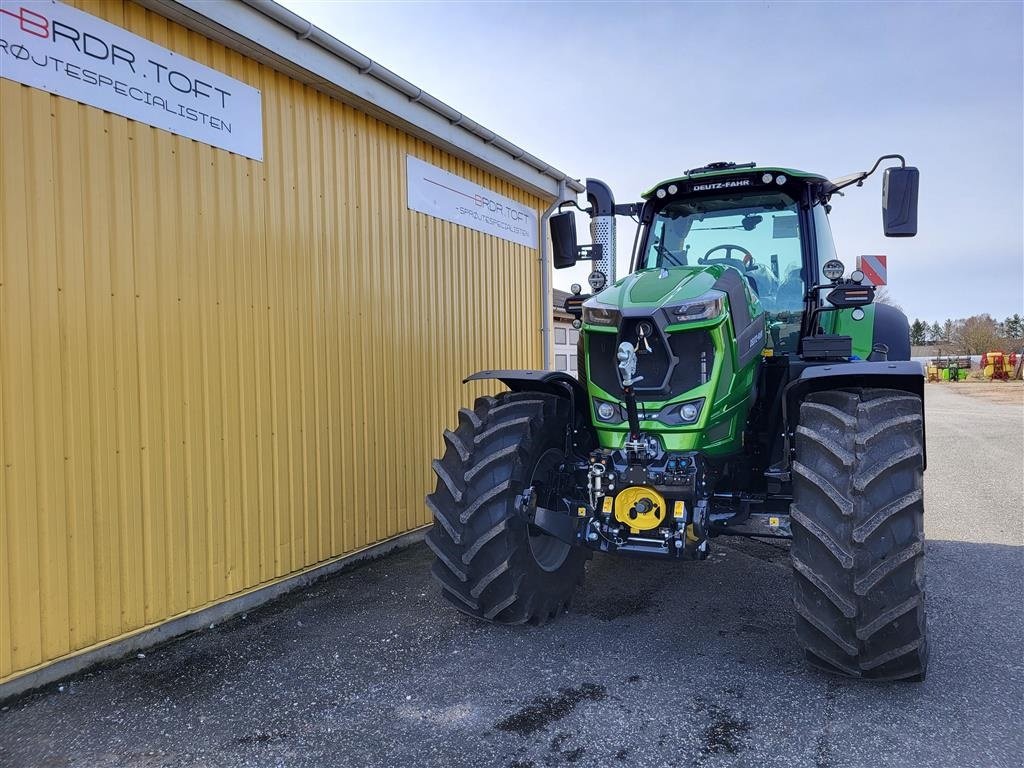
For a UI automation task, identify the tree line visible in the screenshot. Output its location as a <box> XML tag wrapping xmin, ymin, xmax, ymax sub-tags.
<box><xmin>910</xmin><ymin>314</ymin><xmax>1024</xmax><ymax>355</ymax></box>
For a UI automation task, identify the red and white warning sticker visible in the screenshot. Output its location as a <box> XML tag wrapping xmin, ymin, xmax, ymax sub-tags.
<box><xmin>857</xmin><ymin>254</ymin><xmax>887</xmax><ymax>286</ymax></box>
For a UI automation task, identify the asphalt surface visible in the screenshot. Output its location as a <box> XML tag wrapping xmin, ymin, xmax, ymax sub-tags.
<box><xmin>1</xmin><ymin>383</ymin><xmax>1022</xmax><ymax>768</ymax></box>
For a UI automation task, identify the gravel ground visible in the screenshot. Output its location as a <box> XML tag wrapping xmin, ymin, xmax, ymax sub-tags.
<box><xmin>942</xmin><ymin>379</ymin><xmax>1023</xmax><ymax>406</ymax></box>
<box><xmin>1</xmin><ymin>384</ymin><xmax>1021</xmax><ymax>768</ymax></box>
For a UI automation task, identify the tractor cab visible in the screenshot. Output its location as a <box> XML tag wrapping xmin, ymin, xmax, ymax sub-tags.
<box><xmin>554</xmin><ymin>159</ymin><xmax>918</xmax><ymax>361</ymax></box>
<box><xmin>637</xmin><ymin>167</ymin><xmax>825</xmax><ymax>326</ymax></box>
<box><xmin>547</xmin><ymin>156</ymin><xmax>920</xmax><ymax>483</ymax></box>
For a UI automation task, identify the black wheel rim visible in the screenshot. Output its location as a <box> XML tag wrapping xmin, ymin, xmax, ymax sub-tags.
<box><xmin>526</xmin><ymin>448</ymin><xmax>572</xmax><ymax>572</ymax></box>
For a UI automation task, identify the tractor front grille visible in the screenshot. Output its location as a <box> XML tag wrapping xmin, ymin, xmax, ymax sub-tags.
<box><xmin>667</xmin><ymin>330</ymin><xmax>715</xmax><ymax>395</ymax></box>
<box><xmin>586</xmin><ymin>323</ymin><xmax>715</xmax><ymax>399</ymax></box>
<box><xmin>587</xmin><ymin>332</ymin><xmax>621</xmax><ymax>396</ymax></box>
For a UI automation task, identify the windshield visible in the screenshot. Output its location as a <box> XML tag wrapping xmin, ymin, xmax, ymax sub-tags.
<box><xmin>641</xmin><ymin>192</ymin><xmax>806</xmax><ymax>315</ymax></box>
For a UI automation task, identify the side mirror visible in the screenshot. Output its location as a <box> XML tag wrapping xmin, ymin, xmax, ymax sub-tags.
<box><xmin>550</xmin><ymin>211</ymin><xmax>579</xmax><ymax>269</ymax></box>
<box><xmin>882</xmin><ymin>166</ymin><xmax>919</xmax><ymax>237</ymax></box>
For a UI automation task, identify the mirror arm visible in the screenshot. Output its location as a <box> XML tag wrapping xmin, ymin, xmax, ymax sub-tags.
<box><xmin>805</xmin><ymin>282</ymin><xmax>839</xmax><ymax>295</ymax></box>
<box><xmin>561</xmin><ymin>200</ymin><xmax>639</xmax><ymax>217</ymax></box>
<box><xmin>558</xmin><ymin>199</ymin><xmax>589</xmax><ymax>214</ymax></box>
<box><xmin>827</xmin><ymin>154</ymin><xmax>907</xmax><ymax>194</ymax></box>
<box><xmin>865</xmin><ymin>153</ymin><xmax>906</xmax><ymax>176</ymax></box>
<box><xmin>574</xmin><ymin>244</ymin><xmax>603</xmax><ymax>262</ymax></box>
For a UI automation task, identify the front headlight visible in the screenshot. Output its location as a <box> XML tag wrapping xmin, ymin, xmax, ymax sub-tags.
<box><xmin>679</xmin><ymin>403</ymin><xmax>700</xmax><ymax>422</ymax></box>
<box><xmin>582</xmin><ymin>303</ymin><xmax>621</xmax><ymax>327</ymax></box>
<box><xmin>593</xmin><ymin>398</ymin><xmax>623</xmax><ymax>423</ymax></box>
<box><xmin>667</xmin><ymin>291</ymin><xmax>725</xmax><ymax>323</ymax></box>
<box><xmin>657</xmin><ymin>398</ymin><xmax>705</xmax><ymax>426</ymax></box>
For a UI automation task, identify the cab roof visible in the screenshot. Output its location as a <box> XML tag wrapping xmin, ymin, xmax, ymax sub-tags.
<box><xmin>642</xmin><ymin>162</ymin><xmax>829</xmax><ymax>199</ymax></box>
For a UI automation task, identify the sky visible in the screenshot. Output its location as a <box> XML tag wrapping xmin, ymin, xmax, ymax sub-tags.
<box><xmin>280</xmin><ymin>0</ymin><xmax>1023</xmax><ymax>324</ymax></box>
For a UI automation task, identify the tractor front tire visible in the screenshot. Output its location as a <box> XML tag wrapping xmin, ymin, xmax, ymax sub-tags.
<box><xmin>426</xmin><ymin>392</ymin><xmax>588</xmax><ymax>624</ymax></box>
<box><xmin>791</xmin><ymin>388</ymin><xmax>928</xmax><ymax>681</ymax></box>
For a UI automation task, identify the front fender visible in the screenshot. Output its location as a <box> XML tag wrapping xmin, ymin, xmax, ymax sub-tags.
<box><xmin>464</xmin><ymin>369</ymin><xmax>591</xmax><ymax>423</ymax></box>
<box><xmin>784</xmin><ymin>360</ymin><xmax>926</xmax><ymax>468</ymax></box>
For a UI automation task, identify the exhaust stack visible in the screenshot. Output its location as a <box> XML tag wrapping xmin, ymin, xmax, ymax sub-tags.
<box><xmin>586</xmin><ymin>179</ymin><xmax>616</xmax><ymax>284</ymax></box>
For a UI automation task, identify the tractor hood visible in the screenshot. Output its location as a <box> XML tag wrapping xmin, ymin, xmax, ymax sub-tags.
<box><xmin>589</xmin><ymin>265</ymin><xmax>735</xmax><ymax>314</ymax></box>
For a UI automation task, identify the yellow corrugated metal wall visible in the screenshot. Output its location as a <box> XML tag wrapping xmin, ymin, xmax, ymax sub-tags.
<box><xmin>0</xmin><ymin>0</ymin><xmax>547</xmax><ymax>685</ymax></box>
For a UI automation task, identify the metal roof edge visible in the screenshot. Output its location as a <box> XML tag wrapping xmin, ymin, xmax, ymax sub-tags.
<box><xmin>134</xmin><ymin>0</ymin><xmax>583</xmax><ymax>199</ymax></box>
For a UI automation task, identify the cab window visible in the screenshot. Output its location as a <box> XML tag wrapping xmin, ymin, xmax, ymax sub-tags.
<box><xmin>642</xmin><ymin>192</ymin><xmax>806</xmax><ymax>316</ymax></box>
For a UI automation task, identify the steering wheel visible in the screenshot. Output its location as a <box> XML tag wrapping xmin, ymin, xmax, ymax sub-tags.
<box><xmin>699</xmin><ymin>244</ymin><xmax>755</xmax><ymax>272</ymax></box>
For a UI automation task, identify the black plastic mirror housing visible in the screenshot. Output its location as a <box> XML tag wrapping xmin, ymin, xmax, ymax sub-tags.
<box><xmin>550</xmin><ymin>211</ymin><xmax>578</xmax><ymax>269</ymax></box>
<box><xmin>882</xmin><ymin>166</ymin><xmax>919</xmax><ymax>237</ymax></box>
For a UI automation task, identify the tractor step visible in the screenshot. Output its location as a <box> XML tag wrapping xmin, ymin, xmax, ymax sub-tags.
<box><xmin>515</xmin><ymin>487</ymin><xmax>586</xmax><ymax>545</ymax></box>
<box><xmin>710</xmin><ymin>512</ymin><xmax>792</xmax><ymax>539</ymax></box>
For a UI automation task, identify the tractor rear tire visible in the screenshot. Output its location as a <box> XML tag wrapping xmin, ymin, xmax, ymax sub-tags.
<box><xmin>426</xmin><ymin>391</ymin><xmax>588</xmax><ymax>624</ymax></box>
<box><xmin>791</xmin><ymin>388</ymin><xmax>928</xmax><ymax>681</ymax></box>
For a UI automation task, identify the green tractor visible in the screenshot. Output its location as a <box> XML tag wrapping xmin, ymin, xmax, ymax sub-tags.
<box><xmin>426</xmin><ymin>157</ymin><xmax>927</xmax><ymax>681</ymax></box>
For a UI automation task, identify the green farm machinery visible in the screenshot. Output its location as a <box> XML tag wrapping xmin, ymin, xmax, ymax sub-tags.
<box><xmin>427</xmin><ymin>157</ymin><xmax>928</xmax><ymax>681</ymax></box>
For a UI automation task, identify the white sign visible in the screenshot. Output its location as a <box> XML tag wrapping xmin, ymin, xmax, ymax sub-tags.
<box><xmin>0</xmin><ymin>0</ymin><xmax>263</xmax><ymax>160</ymax></box>
<box><xmin>407</xmin><ymin>154</ymin><xmax>537</xmax><ymax>249</ymax></box>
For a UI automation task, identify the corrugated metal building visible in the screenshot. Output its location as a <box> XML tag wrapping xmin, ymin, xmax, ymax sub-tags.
<box><xmin>0</xmin><ymin>0</ymin><xmax>581</xmax><ymax>695</ymax></box>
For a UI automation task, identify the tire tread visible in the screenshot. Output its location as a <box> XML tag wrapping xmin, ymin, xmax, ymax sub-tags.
<box><xmin>792</xmin><ymin>388</ymin><xmax>928</xmax><ymax>681</ymax></box>
<box><xmin>425</xmin><ymin>392</ymin><xmax>586</xmax><ymax>625</ymax></box>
